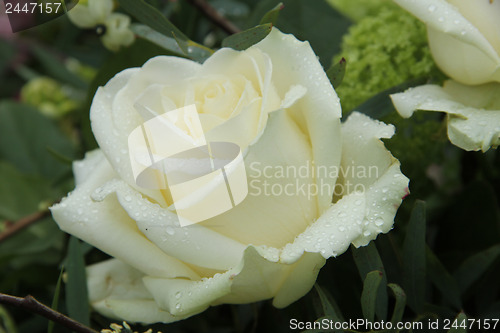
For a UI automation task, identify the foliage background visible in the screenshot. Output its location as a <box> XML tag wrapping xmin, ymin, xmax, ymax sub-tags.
<box><xmin>0</xmin><ymin>0</ymin><xmax>499</xmax><ymax>332</ymax></box>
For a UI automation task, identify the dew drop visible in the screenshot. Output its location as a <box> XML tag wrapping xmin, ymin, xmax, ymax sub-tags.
<box><xmin>375</xmin><ymin>218</ymin><xmax>384</xmax><ymax>226</ymax></box>
<box><xmin>338</xmin><ymin>226</ymin><xmax>346</xmax><ymax>232</ymax></box>
<box><xmin>363</xmin><ymin>230</ymin><xmax>371</xmax><ymax>237</ymax></box>
<box><xmin>175</xmin><ymin>292</ymin><xmax>182</xmax><ymax>299</ymax></box>
<box><xmin>166</xmin><ymin>226</ymin><xmax>175</xmax><ymax>235</ymax></box>
<box><xmin>428</xmin><ymin>4</ymin><xmax>436</xmax><ymax>12</ymax></box>
<box><xmin>124</xmin><ymin>195</ymin><xmax>132</xmax><ymax>202</ymax></box>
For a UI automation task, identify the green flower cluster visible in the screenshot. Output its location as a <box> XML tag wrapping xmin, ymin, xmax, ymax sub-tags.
<box><xmin>334</xmin><ymin>4</ymin><xmax>443</xmax><ymax>113</ymax></box>
<box><xmin>20</xmin><ymin>77</ymin><xmax>78</xmax><ymax>118</ymax></box>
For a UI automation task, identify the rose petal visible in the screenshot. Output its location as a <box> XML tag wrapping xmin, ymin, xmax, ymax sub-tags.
<box><xmin>91</xmin><ymin>179</ymin><xmax>248</xmax><ymax>271</ymax></box>
<box><xmin>50</xmin><ymin>150</ymin><xmax>199</xmax><ymax>280</ymax></box>
<box><xmin>200</xmin><ymin>109</ymin><xmax>316</xmax><ymax>248</ymax></box>
<box><xmin>391</xmin><ymin>82</ymin><xmax>500</xmax><ymax>151</ymax></box>
<box><xmin>87</xmin><ymin>259</ymin><xmax>181</xmax><ymax>323</ymax></box>
<box><xmin>141</xmin><ymin>246</ymin><xmax>325</xmax><ymax>318</ymax></box>
<box><xmin>394</xmin><ymin>0</ymin><xmax>500</xmax><ymax>84</ymax></box>
<box><xmin>280</xmin><ymin>112</ymin><xmax>409</xmax><ymax>262</ymax></box>
<box><xmin>254</xmin><ymin>29</ymin><xmax>343</xmax><ymax>214</ymax></box>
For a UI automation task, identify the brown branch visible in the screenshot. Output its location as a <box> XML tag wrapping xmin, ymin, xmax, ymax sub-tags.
<box><xmin>0</xmin><ymin>293</ymin><xmax>98</xmax><ymax>333</ymax></box>
<box><xmin>185</xmin><ymin>0</ymin><xmax>241</xmax><ymax>34</ymax></box>
<box><xmin>0</xmin><ymin>209</ymin><xmax>51</xmax><ymax>243</ymax></box>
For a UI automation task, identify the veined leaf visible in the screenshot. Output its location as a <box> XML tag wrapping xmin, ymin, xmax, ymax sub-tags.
<box><xmin>314</xmin><ymin>284</ymin><xmax>344</xmax><ymax>323</ymax></box>
<box><xmin>222</xmin><ymin>24</ymin><xmax>273</xmax><ymax>51</ymax></box>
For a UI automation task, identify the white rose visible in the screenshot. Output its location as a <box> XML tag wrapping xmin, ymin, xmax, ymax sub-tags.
<box><xmin>68</xmin><ymin>0</ymin><xmax>134</xmax><ymax>51</ymax></box>
<box><xmin>392</xmin><ymin>0</ymin><xmax>500</xmax><ymax>152</ymax></box>
<box><xmin>394</xmin><ymin>0</ymin><xmax>500</xmax><ymax>85</ymax></box>
<box><xmin>51</xmin><ymin>28</ymin><xmax>409</xmax><ymax>324</ymax></box>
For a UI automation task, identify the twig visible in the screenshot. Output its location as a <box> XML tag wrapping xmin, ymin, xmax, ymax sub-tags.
<box><xmin>0</xmin><ymin>293</ymin><xmax>98</xmax><ymax>333</ymax></box>
<box><xmin>185</xmin><ymin>0</ymin><xmax>241</xmax><ymax>34</ymax></box>
<box><xmin>0</xmin><ymin>210</ymin><xmax>51</xmax><ymax>242</ymax></box>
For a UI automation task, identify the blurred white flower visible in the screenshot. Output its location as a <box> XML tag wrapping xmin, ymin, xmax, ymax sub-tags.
<box><xmin>68</xmin><ymin>0</ymin><xmax>134</xmax><ymax>51</ymax></box>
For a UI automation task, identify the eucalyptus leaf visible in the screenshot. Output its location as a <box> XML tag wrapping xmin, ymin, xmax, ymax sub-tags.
<box><xmin>352</xmin><ymin>243</ymin><xmax>388</xmax><ymax>321</ymax></box>
<box><xmin>65</xmin><ymin>237</ymin><xmax>90</xmax><ymax>326</ymax></box>
<box><xmin>403</xmin><ymin>200</ymin><xmax>426</xmax><ymax>314</ymax></box>
<box><xmin>361</xmin><ymin>270</ymin><xmax>383</xmax><ymax>322</ymax></box>
<box><xmin>454</xmin><ymin>244</ymin><xmax>500</xmax><ymax>293</ymax></box>
<box><xmin>326</xmin><ymin>57</ymin><xmax>346</xmax><ymax>89</ymax></box>
<box><xmin>387</xmin><ymin>283</ymin><xmax>406</xmax><ymax>327</ymax></box>
<box><xmin>118</xmin><ymin>0</ymin><xmax>189</xmax><ymax>41</ymax></box>
<box><xmin>47</xmin><ymin>266</ymin><xmax>64</xmax><ymax>333</ymax></box>
<box><xmin>447</xmin><ymin>312</ymin><xmax>468</xmax><ymax>333</ymax></box>
<box><xmin>426</xmin><ymin>246</ymin><xmax>462</xmax><ymax>310</ymax></box>
<box><xmin>259</xmin><ymin>2</ymin><xmax>284</xmax><ymax>25</ymax></box>
<box><xmin>222</xmin><ymin>23</ymin><xmax>272</xmax><ymax>51</ymax></box>
<box><xmin>314</xmin><ymin>284</ymin><xmax>344</xmax><ymax>324</ymax></box>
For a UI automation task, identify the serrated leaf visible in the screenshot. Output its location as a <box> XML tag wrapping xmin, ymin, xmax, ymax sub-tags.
<box><xmin>326</xmin><ymin>57</ymin><xmax>346</xmax><ymax>89</ymax></box>
<box><xmin>454</xmin><ymin>244</ymin><xmax>500</xmax><ymax>293</ymax></box>
<box><xmin>426</xmin><ymin>246</ymin><xmax>462</xmax><ymax>310</ymax></box>
<box><xmin>259</xmin><ymin>2</ymin><xmax>284</xmax><ymax>25</ymax></box>
<box><xmin>352</xmin><ymin>243</ymin><xmax>388</xmax><ymax>321</ymax></box>
<box><xmin>47</xmin><ymin>266</ymin><xmax>64</xmax><ymax>333</ymax></box>
<box><xmin>403</xmin><ymin>200</ymin><xmax>426</xmax><ymax>314</ymax></box>
<box><xmin>447</xmin><ymin>312</ymin><xmax>468</xmax><ymax>333</ymax></box>
<box><xmin>222</xmin><ymin>23</ymin><xmax>272</xmax><ymax>51</ymax></box>
<box><xmin>314</xmin><ymin>284</ymin><xmax>344</xmax><ymax>324</ymax></box>
<box><xmin>65</xmin><ymin>237</ymin><xmax>90</xmax><ymax>326</ymax></box>
<box><xmin>387</xmin><ymin>283</ymin><xmax>406</xmax><ymax>327</ymax></box>
<box><xmin>118</xmin><ymin>0</ymin><xmax>188</xmax><ymax>41</ymax></box>
<box><xmin>361</xmin><ymin>270</ymin><xmax>383</xmax><ymax>322</ymax></box>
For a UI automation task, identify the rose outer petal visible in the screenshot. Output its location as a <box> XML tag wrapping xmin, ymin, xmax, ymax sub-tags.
<box><xmin>50</xmin><ymin>150</ymin><xmax>200</xmax><ymax>280</ymax></box>
<box><xmin>391</xmin><ymin>82</ymin><xmax>500</xmax><ymax>151</ymax></box>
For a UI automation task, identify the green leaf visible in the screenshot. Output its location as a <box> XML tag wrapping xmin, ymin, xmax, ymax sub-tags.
<box><xmin>361</xmin><ymin>270</ymin><xmax>383</xmax><ymax>322</ymax></box>
<box><xmin>0</xmin><ymin>162</ymin><xmax>52</xmax><ymax>221</ymax></box>
<box><xmin>402</xmin><ymin>200</ymin><xmax>426</xmax><ymax>314</ymax></box>
<box><xmin>131</xmin><ymin>24</ymin><xmax>213</xmax><ymax>63</ymax></box>
<box><xmin>347</xmin><ymin>77</ymin><xmax>427</xmax><ymax>119</ymax></box>
<box><xmin>31</xmin><ymin>46</ymin><xmax>87</xmax><ymax>90</ymax></box>
<box><xmin>352</xmin><ymin>243</ymin><xmax>388</xmax><ymax>321</ymax></box>
<box><xmin>426</xmin><ymin>246</ymin><xmax>462</xmax><ymax>310</ymax></box>
<box><xmin>387</xmin><ymin>283</ymin><xmax>406</xmax><ymax>327</ymax></box>
<box><xmin>0</xmin><ymin>305</ymin><xmax>17</xmax><ymax>333</ymax></box>
<box><xmin>314</xmin><ymin>284</ymin><xmax>344</xmax><ymax>323</ymax></box>
<box><xmin>326</xmin><ymin>57</ymin><xmax>346</xmax><ymax>89</ymax></box>
<box><xmin>259</xmin><ymin>2</ymin><xmax>284</xmax><ymax>25</ymax></box>
<box><xmin>47</xmin><ymin>266</ymin><xmax>64</xmax><ymax>333</ymax></box>
<box><xmin>244</xmin><ymin>0</ymin><xmax>351</xmax><ymax>68</ymax></box>
<box><xmin>447</xmin><ymin>312</ymin><xmax>468</xmax><ymax>333</ymax></box>
<box><xmin>118</xmin><ymin>0</ymin><xmax>189</xmax><ymax>41</ymax></box>
<box><xmin>65</xmin><ymin>237</ymin><xmax>90</xmax><ymax>326</ymax></box>
<box><xmin>454</xmin><ymin>244</ymin><xmax>500</xmax><ymax>293</ymax></box>
<box><xmin>0</xmin><ymin>101</ymin><xmax>75</xmax><ymax>181</ymax></box>
<box><xmin>222</xmin><ymin>24</ymin><xmax>273</xmax><ymax>51</ymax></box>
